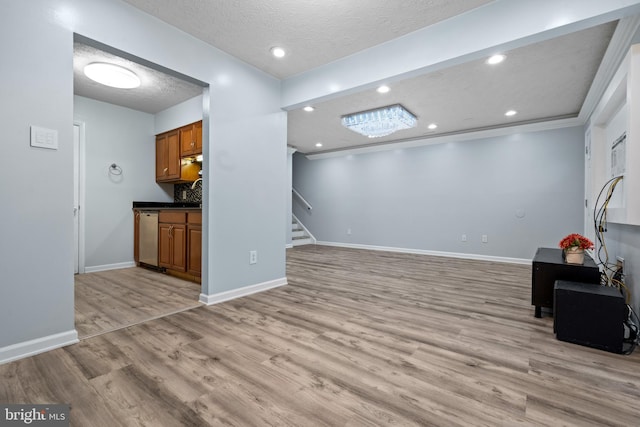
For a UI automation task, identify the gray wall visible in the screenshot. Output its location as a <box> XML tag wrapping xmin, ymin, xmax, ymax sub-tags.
<box><xmin>154</xmin><ymin>95</ymin><xmax>203</xmax><ymax>135</ymax></box>
<box><xmin>0</xmin><ymin>0</ymin><xmax>286</xmax><ymax>354</ymax></box>
<box><xmin>293</xmin><ymin>126</ymin><xmax>585</xmax><ymax>260</ymax></box>
<box><xmin>593</xmin><ymin>23</ymin><xmax>640</xmax><ymax>315</ymax></box>
<box><xmin>604</xmin><ymin>224</ymin><xmax>640</xmax><ymax>314</ymax></box>
<box><xmin>74</xmin><ymin>95</ymin><xmax>172</xmax><ymax>269</ymax></box>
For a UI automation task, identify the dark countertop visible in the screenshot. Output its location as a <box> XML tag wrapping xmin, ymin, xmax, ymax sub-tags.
<box><xmin>133</xmin><ymin>201</ymin><xmax>201</xmax><ymax>209</ymax></box>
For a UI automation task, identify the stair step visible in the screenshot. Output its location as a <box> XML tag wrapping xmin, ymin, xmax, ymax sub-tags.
<box><xmin>292</xmin><ymin>237</ymin><xmax>313</xmax><ymax>246</ymax></box>
<box><xmin>292</xmin><ymin>230</ymin><xmax>306</xmax><ymax>238</ymax></box>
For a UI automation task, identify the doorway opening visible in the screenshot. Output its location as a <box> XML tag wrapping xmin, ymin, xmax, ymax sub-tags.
<box><xmin>72</xmin><ymin>34</ymin><xmax>209</xmax><ymax>339</ymax></box>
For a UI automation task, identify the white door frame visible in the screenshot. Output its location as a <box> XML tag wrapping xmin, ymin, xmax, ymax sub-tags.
<box><xmin>74</xmin><ymin>121</ymin><xmax>86</xmax><ymax>274</ymax></box>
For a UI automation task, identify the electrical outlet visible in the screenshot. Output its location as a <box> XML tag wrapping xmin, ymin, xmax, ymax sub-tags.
<box><xmin>347</xmin><ymin>228</ymin><xmax>352</xmax><ymax>235</ymax></box>
<box><xmin>461</xmin><ymin>234</ymin><xmax>467</xmax><ymax>242</ymax></box>
<box><xmin>616</xmin><ymin>256</ymin><xmax>625</xmax><ymax>271</ymax></box>
<box><xmin>249</xmin><ymin>250</ymin><xmax>257</xmax><ymax>265</ymax></box>
<box><xmin>182</xmin><ymin>190</ymin><xmax>187</xmax><ymax>199</ymax></box>
<box><xmin>482</xmin><ymin>234</ymin><xmax>488</xmax><ymax>243</ymax></box>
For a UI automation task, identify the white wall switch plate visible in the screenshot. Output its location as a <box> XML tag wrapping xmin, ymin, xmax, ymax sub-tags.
<box><xmin>482</xmin><ymin>234</ymin><xmax>488</xmax><ymax>243</ymax></box>
<box><xmin>30</xmin><ymin>126</ymin><xmax>58</xmax><ymax>150</ymax></box>
<box><xmin>461</xmin><ymin>234</ymin><xmax>467</xmax><ymax>242</ymax></box>
<box><xmin>249</xmin><ymin>250</ymin><xmax>257</xmax><ymax>264</ymax></box>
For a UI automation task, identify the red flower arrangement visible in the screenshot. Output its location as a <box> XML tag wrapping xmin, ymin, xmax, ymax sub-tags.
<box><xmin>559</xmin><ymin>233</ymin><xmax>594</xmax><ymax>250</ymax></box>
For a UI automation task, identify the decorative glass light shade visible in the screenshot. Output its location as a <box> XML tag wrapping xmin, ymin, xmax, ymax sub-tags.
<box><xmin>341</xmin><ymin>104</ymin><xmax>417</xmax><ymax>138</ymax></box>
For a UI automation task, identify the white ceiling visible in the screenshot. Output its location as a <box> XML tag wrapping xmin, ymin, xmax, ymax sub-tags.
<box><xmin>288</xmin><ymin>22</ymin><xmax>617</xmax><ymax>153</ymax></box>
<box><xmin>121</xmin><ymin>0</ymin><xmax>494</xmax><ymax>79</ymax></box>
<box><xmin>73</xmin><ymin>1</ymin><xmax>623</xmax><ymax>154</ymax></box>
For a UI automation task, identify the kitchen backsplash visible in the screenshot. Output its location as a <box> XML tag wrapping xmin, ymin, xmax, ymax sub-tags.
<box><xmin>174</xmin><ymin>183</ymin><xmax>202</xmax><ymax>203</ymax></box>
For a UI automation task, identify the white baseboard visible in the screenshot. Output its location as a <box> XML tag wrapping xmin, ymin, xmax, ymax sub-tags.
<box><xmin>0</xmin><ymin>330</ymin><xmax>79</xmax><ymax>365</ymax></box>
<box><xmin>199</xmin><ymin>277</ymin><xmax>288</xmax><ymax>305</ymax></box>
<box><xmin>316</xmin><ymin>241</ymin><xmax>531</xmax><ymax>265</ymax></box>
<box><xmin>84</xmin><ymin>261</ymin><xmax>136</xmax><ymax>273</ymax></box>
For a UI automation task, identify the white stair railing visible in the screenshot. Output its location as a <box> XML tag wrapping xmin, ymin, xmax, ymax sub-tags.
<box><xmin>292</xmin><ymin>188</ymin><xmax>312</xmax><ymax>211</ymax></box>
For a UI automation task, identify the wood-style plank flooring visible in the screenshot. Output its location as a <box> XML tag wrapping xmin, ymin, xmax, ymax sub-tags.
<box><xmin>2</xmin><ymin>246</ymin><xmax>640</xmax><ymax>426</ymax></box>
<box><xmin>75</xmin><ymin>267</ymin><xmax>202</xmax><ymax>338</ymax></box>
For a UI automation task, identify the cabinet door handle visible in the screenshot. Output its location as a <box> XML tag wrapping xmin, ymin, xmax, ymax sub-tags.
<box><xmin>163</xmin><ymin>167</ymin><xmax>168</xmax><ymax>175</ymax></box>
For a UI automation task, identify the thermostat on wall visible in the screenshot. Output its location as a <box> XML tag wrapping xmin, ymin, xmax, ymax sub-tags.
<box><xmin>611</xmin><ymin>132</ymin><xmax>626</xmax><ymax>177</ymax></box>
<box><xmin>30</xmin><ymin>125</ymin><xmax>58</xmax><ymax>150</ymax></box>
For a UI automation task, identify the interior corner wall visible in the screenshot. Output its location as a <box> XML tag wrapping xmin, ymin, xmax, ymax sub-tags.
<box><xmin>74</xmin><ymin>95</ymin><xmax>172</xmax><ymax>269</ymax></box>
<box><xmin>154</xmin><ymin>95</ymin><xmax>203</xmax><ymax>135</ymax></box>
<box><xmin>293</xmin><ymin>126</ymin><xmax>585</xmax><ymax>260</ymax></box>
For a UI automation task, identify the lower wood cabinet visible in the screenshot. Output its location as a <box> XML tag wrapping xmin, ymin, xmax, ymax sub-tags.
<box><xmin>133</xmin><ymin>210</ymin><xmax>140</xmax><ymax>264</ymax></box>
<box><xmin>187</xmin><ymin>212</ymin><xmax>202</xmax><ymax>277</ymax></box>
<box><xmin>157</xmin><ymin>210</ymin><xmax>201</xmax><ymax>279</ymax></box>
<box><xmin>159</xmin><ymin>222</ymin><xmax>187</xmax><ymax>272</ymax></box>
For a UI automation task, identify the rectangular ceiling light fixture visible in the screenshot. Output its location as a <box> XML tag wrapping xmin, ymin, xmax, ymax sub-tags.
<box><xmin>341</xmin><ymin>104</ymin><xmax>417</xmax><ymax>138</ymax></box>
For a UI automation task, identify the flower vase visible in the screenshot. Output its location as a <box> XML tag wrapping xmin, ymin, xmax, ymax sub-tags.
<box><xmin>565</xmin><ymin>247</ymin><xmax>585</xmax><ymax>264</ymax></box>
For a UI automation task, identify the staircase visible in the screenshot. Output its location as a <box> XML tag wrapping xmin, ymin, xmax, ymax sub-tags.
<box><xmin>292</xmin><ymin>216</ymin><xmax>313</xmax><ymax>246</ymax></box>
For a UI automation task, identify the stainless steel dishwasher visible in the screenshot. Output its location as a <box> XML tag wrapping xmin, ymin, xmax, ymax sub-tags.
<box><xmin>139</xmin><ymin>211</ymin><xmax>159</xmax><ymax>267</ymax></box>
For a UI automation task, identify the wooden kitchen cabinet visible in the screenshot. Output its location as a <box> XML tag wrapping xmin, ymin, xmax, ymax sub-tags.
<box><xmin>159</xmin><ymin>212</ymin><xmax>187</xmax><ymax>272</ymax></box>
<box><xmin>156</xmin><ymin>130</ymin><xmax>180</xmax><ymax>182</ymax></box>
<box><xmin>156</xmin><ymin>128</ymin><xmax>200</xmax><ymax>184</ymax></box>
<box><xmin>179</xmin><ymin>120</ymin><xmax>202</xmax><ymax>157</ymax></box>
<box><xmin>133</xmin><ymin>210</ymin><xmax>140</xmax><ymax>263</ymax></box>
<box><xmin>187</xmin><ymin>211</ymin><xmax>202</xmax><ymax>277</ymax></box>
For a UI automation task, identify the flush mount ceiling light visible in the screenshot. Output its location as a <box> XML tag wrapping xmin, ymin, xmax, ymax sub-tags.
<box><xmin>84</xmin><ymin>62</ymin><xmax>140</xmax><ymax>89</ymax></box>
<box><xmin>376</xmin><ymin>85</ymin><xmax>390</xmax><ymax>94</ymax></box>
<box><xmin>428</xmin><ymin>123</ymin><xmax>438</xmax><ymax>130</ymax></box>
<box><xmin>303</xmin><ymin>106</ymin><xmax>315</xmax><ymax>112</ymax></box>
<box><xmin>505</xmin><ymin>109</ymin><xmax>518</xmax><ymax>117</ymax></box>
<box><xmin>270</xmin><ymin>46</ymin><xmax>286</xmax><ymax>58</ymax></box>
<box><xmin>315</xmin><ymin>142</ymin><xmax>323</xmax><ymax>147</ymax></box>
<box><xmin>341</xmin><ymin>104</ymin><xmax>417</xmax><ymax>138</ymax></box>
<box><xmin>487</xmin><ymin>54</ymin><xmax>506</xmax><ymax>65</ymax></box>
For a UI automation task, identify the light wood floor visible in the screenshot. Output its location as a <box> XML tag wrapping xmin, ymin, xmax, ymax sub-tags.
<box><xmin>75</xmin><ymin>267</ymin><xmax>202</xmax><ymax>338</ymax></box>
<box><xmin>3</xmin><ymin>246</ymin><xmax>640</xmax><ymax>426</ymax></box>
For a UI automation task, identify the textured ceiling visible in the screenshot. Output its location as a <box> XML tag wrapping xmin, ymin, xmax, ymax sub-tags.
<box><xmin>288</xmin><ymin>22</ymin><xmax>617</xmax><ymax>153</ymax></box>
<box><xmin>73</xmin><ymin>43</ymin><xmax>203</xmax><ymax>114</ymax></box>
<box><xmin>121</xmin><ymin>0</ymin><xmax>494</xmax><ymax>79</ymax></box>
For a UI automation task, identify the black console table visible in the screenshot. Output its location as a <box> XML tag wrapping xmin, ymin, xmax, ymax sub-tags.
<box><xmin>531</xmin><ymin>247</ymin><xmax>600</xmax><ymax>318</ymax></box>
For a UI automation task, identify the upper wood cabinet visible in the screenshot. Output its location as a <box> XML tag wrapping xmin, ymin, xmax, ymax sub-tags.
<box><xmin>156</xmin><ymin>126</ymin><xmax>201</xmax><ymax>184</ymax></box>
<box><xmin>179</xmin><ymin>120</ymin><xmax>202</xmax><ymax>157</ymax></box>
<box><xmin>156</xmin><ymin>130</ymin><xmax>180</xmax><ymax>182</ymax></box>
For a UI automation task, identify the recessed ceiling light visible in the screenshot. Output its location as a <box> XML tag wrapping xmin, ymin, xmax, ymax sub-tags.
<box><xmin>270</xmin><ymin>47</ymin><xmax>286</xmax><ymax>58</ymax></box>
<box><xmin>377</xmin><ymin>85</ymin><xmax>390</xmax><ymax>94</ymax></box>
<box><xmin>315</xmin><ymin>142</ymin><xmax>323</xmax><ymax>148</ymax></box>
<box><xmin>505</xmin><ymin>110</ymin><xmax>518</xmax><ymax>117</ymax></box>
<box><xmin>84</xmin><ymin>62</ymin><xmax>140</xmax><ymax>88</ymax></box>
<box><xmin>303</xmin><ymin>106</ymin><xmax>315</xmax><ymax>112</ymax></box>
<box><xmin>487</xmin><ymin>54</ymin><xmax>506</xmax><ymax>65</ymax></box>
<box><xmin>428</xmin><ymin>123</ymin><xmax>438</xmax><ymax>130</ymax></box>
